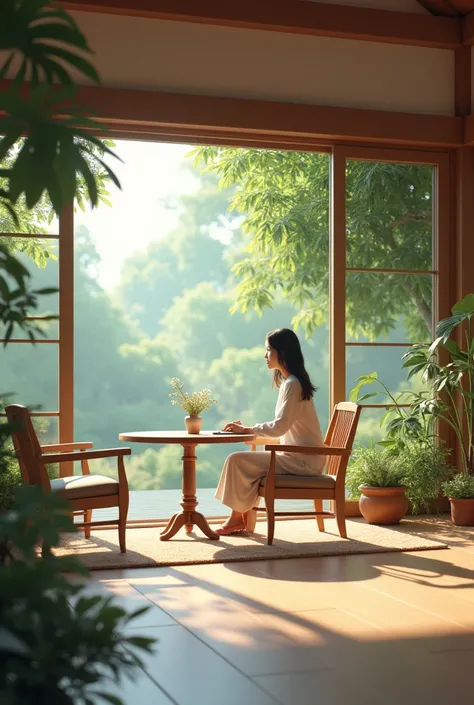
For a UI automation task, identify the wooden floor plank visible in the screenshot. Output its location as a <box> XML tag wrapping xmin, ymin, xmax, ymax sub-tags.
<box><xmin>82</xmin><ymin>526</ymin><xmax>474</xmax><ymax>705</ymax></box>
<box><xmin>72</xmin><ymin>578</ymin><xmax>178</xmax><ymax>628</ymax></box>
<box><xmin>133</xmin><ymin>625</ymin><xmax>283</xmax><ymax>705</ymax></box>
<box><xmin>103</xmin><ymin>669</ymin><xmax>175</xmax><ymax>705</ymax></box>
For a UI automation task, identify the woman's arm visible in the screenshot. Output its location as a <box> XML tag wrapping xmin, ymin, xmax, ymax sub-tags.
<box><xmin>222</xmin><ymin>421</ymin><xmax>253</xmax><ymax>433</ymax></box>
<box><xmin>251</xmin><ymin>379</ymin><xmax>299</xmax><ymax>438</ymax></box>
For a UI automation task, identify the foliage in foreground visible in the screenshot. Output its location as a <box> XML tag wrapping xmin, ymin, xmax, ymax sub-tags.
<box><xmin>1</xmin><ymin>0</ymin><xmax>120</xmax><ymax>344</ymax></box>
<box><xmin>1</xmin><ymin>0</ymin><xmax>120</xmax><ymax>220</ymax></box>
<box><xmin>0</xmin><ymin>411</ymin><xmax>21</xmax><ymax>511</ymax></box>
<box><xmin>0</xmin><ymin>486</ymin><xmax>156</xmax><ymax>705</ymax></box>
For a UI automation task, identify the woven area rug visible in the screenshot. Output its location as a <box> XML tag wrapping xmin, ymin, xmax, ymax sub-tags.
<box><xmin>54</xmin><ymin>517</ymin><xmax>448</xmax><ymax>570</ymax></box>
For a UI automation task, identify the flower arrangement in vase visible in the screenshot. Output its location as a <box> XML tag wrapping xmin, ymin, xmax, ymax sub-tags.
<box><xmin>169</xmin><ymin>377</ymin><xmax>217</xmax><ymax>434</ymax></box>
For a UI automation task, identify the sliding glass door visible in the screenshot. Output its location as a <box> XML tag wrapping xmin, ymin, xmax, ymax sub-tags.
<box><xmin>331</xmin><ymin>147</ymin><xmax>451</xmax><ymax>451</ymax></box>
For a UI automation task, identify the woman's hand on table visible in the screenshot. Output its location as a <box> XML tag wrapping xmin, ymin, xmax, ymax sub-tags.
<box><xmin>222</xmin><ymin>421</ymin><xmax>254</xmax><ymax>434</ymax></box>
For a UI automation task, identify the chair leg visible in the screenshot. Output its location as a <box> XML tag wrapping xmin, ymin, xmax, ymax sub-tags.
<box><xmin>118</xmin><ymin>493</ymin><xmax>129</xmax><ymax>554</ymax></box>
<box><xmin>84</xmin><ymin>510</ymin><xmax>92</xmax><ymax>539</ymax></box>
<box><xmin>314</xmin><ymin>499</ymin><xmax>325</xmax><ymax>532</ymax></box>
<box><xmin>266</xmin><ymin>500</ymin><xmax>275</xmax><ymax>545</ymax></box>
<box><xmin>118</xmin><ymin>514</ymin><xmax>126</xmax><ymax>553</ymax></box>
<box><xmin>244</xmin><ymin>496</ymin><xmax>260</xmax><ymax>533</ymax></box>
<box><xmin>335</xmin><ymin>498</ymin><xmax>347</xmax><ymax>539</ymax></box>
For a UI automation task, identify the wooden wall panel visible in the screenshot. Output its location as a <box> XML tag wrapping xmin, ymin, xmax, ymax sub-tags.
<box><xmin>63</xmin><ymin>0</ymin><xmax>460</xmax><ymax>48</ymax></box>
<box><xmin>67</xmin><ymin>11</ymin><xmax>455</xmax><ymax>117</ymax></box>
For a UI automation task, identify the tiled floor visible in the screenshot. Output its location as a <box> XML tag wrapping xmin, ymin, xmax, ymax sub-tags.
<box><xmin>78</xmin><ymin>524</ymin><xmax>474</xmax><ymax>705</ymax></box>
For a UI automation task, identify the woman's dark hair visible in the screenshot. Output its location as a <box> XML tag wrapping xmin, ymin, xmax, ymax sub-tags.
<box><xmin>266</xmin><ymin>328</ymin><xmax>316</xmax><ymax>400</ymax></box>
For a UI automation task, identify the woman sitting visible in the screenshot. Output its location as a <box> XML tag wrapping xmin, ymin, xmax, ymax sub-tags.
<box><xmin>215</xmin><ymin>327</ymin><xmax>327</xmax><ymax>535</ymax></box>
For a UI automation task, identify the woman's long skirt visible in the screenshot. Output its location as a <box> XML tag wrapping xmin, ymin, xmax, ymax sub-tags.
<box><xmin>215</xmin><ymin>450</ymin><xmax>322</xmax><ymax>513</ymax></box>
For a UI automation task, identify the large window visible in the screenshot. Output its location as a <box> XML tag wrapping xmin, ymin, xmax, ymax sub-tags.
<box><xmin>0</xmin><ymin>228</ymin><xmax>60</xmax><ymax>446</ymax></box>
<box><xmin>346</xmin><ymin>158</ymin><xmax>435</xmax><ymax>443</ymax></box>
<box><xmin>331</xmin><ymin>148</ymin><xmax>450</xmax><ymax>450</ymax></box>
<box><xmin>0</xmin><ymin>142</ymin><xmax>450</xmax><ymax>520</ymax></box>
<box><xmin>71</xmin><ymin>140</ymin><xmax>331</xmax><ymax>518</ymax></box>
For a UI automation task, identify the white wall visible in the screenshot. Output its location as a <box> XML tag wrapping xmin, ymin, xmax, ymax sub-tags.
<box><xmin>302</xmin><ymin>0</ymin><xmax>427</xmax><ymax>12</ymax></box>
<box><xmin>72</xmin><ymin>12</ymin><xmax>453</xmax><ymax>116</ymax></box>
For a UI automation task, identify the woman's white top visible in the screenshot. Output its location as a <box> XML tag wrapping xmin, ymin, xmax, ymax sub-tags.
<box><xmin>251</xmin><ymin>375</ymin><xmax>327</xmax><ymax>472</ymax></box>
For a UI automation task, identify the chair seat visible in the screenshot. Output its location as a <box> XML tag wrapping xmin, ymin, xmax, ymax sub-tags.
<box><xmin>51</xmin><ymin>474</ymin><xmax>119</xmax><ymax>500</ymax></box>
<box><xmin>259</xmin><ymin>473</ymin><xmax>336</xmax><ymax>490</ymax></box>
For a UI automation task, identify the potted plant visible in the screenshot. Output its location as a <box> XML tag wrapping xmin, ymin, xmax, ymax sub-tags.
<box><xmin>396</xmin><ymin>443</ymin><xmax>454</xmax><ymax>515</ymax></box>
<box><xmin>169</xmin><ymin>377</ymin><xmax>217</xmax><ymax>434</ymax></box>
<box><xmin>403</xmin><ymin>293</ymin><xmax>474</xmax><ymax>525</ymax></box>
<box><xmin>442</xmin><ymin>474</ymin><xmax>474</xmax><ymax>525</ymax></box>
<box><xmin>346</xmin><ymin>445</ymin><xmax>408</xmax><ymax>525</ymax></box>
<box><xmin>350</xmin><ymin>372</ymin><xmax>454</xmax><ymax>515</ymax></box>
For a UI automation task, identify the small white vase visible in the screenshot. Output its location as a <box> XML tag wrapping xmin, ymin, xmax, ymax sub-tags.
<box><xmin>185</xmin><ymin>415</ymin><xmax>203</xmax><ymax>434</ymax></box>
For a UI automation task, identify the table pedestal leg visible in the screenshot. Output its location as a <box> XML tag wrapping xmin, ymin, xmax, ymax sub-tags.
<box><xmin>160</xmin><ymin>443</ymin><xmax>219</xmax><ymax>541</ymax></box>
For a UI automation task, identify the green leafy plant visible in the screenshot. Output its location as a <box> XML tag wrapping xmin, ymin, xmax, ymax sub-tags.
<box><xmin>350</xmin><ymin>371</ymin><xmax>433</xmax><ymax>450</ymax></box>
<box><xmin>192</xmin><ymin>147</ymin><xmax>433</xmax><ymax>340</ymax></box>
<box><xmin>396</xmin><ymin>444</ymin><xmax>454</xmax><ymax>514</ymax></box>
<box><xmin>443</xmin><ymin>473</ymin><xmax>474</xmax><ymax>500</ymax></box>
<box><xmin>346</xmin><ymin>445</ymin><xmax>406</xmax><ymax>498</ymax></box>
<box><xmin>0</xmin><ymin>17</ymin><xmax>150</xmax><ymax>701</ymax></box>
<box><xmin>349</xmin><ymin>373</ymin><xmax>454</xmax><ymax>512</ymax></box>
<box><xmin>0</xmin><ymin>242</ymin><xmax>57</xmax><ymax>344</ymax></box>
<box><xmin>403</xmin><ymin>293</ymin><xmax>474</xmax><ymax>480</ymax></box>
<box><xmin>0</xmin><ymin>485</ymin><xmax>156</xmax><ymax>705</ymax></box>
<box><xmin>0</xmin><ymin>420</ymin><xmax>21</xmax><ymax>512</ymax></box>
<box><xmin>0</xmin><ymin>0</ymin><xmax>120</xmax><ymax>219</ymax></box>
<box><xmin>1</xmin><ymin>0</ymin><xmax>120</xmax><ymax>346</ymax></box>
<box><xmin>169</xmin><ymin>377</ymin><xmax>217</xmax><ymax>415</ymax></box>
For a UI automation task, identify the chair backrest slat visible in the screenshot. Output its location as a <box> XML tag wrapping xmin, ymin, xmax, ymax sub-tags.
<box><xmin>324</xmin><ymin>402</ymin><xmax>361</xmax><ymax>480</ymax></box>
<box><xmin>5</xmin><ymin>404</ymin><xmax>51</xmax><ymax>490</ymax></box>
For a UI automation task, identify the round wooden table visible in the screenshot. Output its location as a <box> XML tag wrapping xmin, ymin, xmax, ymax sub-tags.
<box><xmin>118</xmin><ymin>430</ymin><xmax>256</xmax><ymax>541</ymax></box>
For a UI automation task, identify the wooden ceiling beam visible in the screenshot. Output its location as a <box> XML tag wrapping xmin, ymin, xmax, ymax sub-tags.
<box><xmin>69</xmin><ymin>85</ymin><xmax>465</xmax><ymax>148</ymax></box>
<box><xmin>62</xmin><ymin>0</ymin><xmax>462</xmax><ymax>49</ymax></box>
<box><xmin>417</xmin><ymin>0</ymin><xmax>474</xmax><ymax>16</ymax></box>
<box><xmin>416</xmin><ymin>1</ymin><xmax>462</xmax><ymax>17</ymax></box>
<box><xmin>0</xmin><ymin>79</ymin><xmax>463</xmax><ymax>146</ymax></box>
<box><xmin>462</xmin><ymin>11</ymin><xmax>474</xmax><ymax>43</ymax></box>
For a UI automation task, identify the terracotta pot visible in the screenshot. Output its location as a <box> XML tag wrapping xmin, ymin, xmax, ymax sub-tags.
<box><xmin>344</xmin><ymin>500</ymin><xmax>362</xmax><ymax>518</ymax></box>
<box><xmin>359</xmin><ymin>485</ymin><xmax>409</xmax><ymax>525</ymax></box>
<box><xmin>448</xmin><ymin>498</ymin><xmax>474</xmax><ymax>526</ymax></box>
<box><xmin>185</xmin><ymin>415</ymin><xmax>203</xmax><ymax>434</ymax></box>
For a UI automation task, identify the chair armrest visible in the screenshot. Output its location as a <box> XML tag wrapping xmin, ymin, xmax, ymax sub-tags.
<box><xmin>245</xmin><ymin>437</ymin><xmax>280</xmax><ymax>446</ymax></box>
<box><xmin>40</xmin><ymin>442</ymin><xmax>94</xmax><ymax>453</ymax></box>
<box><xmin>41</xmin><ymin>447</ymin><xmax>131</xmax><ymax>463</ymax></box>
<box><xmin>265</xmin><ymin>444</ymin><xmax>351</xmax><ymax>456</ymax></box>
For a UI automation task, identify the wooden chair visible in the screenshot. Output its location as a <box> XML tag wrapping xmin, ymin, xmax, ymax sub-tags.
<box><xmin>5</xmin><ymin>404</ymin><xmax>131</xmax><ymax>553</ymax></box>
<box><xmin>252</xmin><ymin>401</ymin><xmax>361</xmax><ymax>545</ymax></box>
